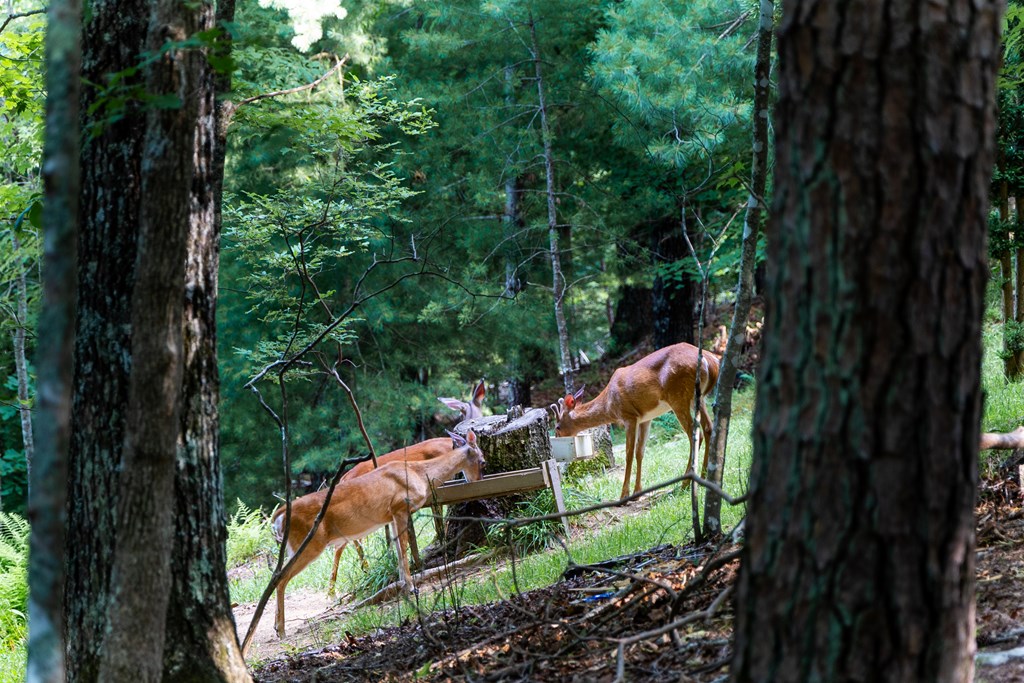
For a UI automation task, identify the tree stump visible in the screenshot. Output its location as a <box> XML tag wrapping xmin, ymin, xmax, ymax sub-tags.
<box><xmin>426</xmin><ymin>406</ymin><xmax>552</xmax><ymax>561</ymax></box>
<box><xmin>566</xmin><ymin>424</ymin><xmax>616</xmax><ymax>479</ymax></box>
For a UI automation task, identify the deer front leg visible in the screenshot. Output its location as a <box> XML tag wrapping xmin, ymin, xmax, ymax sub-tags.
<box><xmin>391</xmin><ymin>512</ymin><xmax>416</xmax><ymax>594</ymax></box>
<box><xmin>621</xmin><ymin>421</ymin><xmax>638</xmax><ymax>500</ymax></box>
<box><xmin>275</xmin><ymin>541</ymin><xmax>321</xmax><ymax>638</ymax></box>
<box><xmin>633</xmin><ymin>421</ymin><xmax>652</xmax><ymax>495</ymax></box>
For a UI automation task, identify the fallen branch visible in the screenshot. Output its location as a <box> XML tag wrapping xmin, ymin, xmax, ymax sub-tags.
<box><xmin>334</xmin><ymin>550</ymin><xmax>498</xmax><ymax>614</ymax></box>
<box><xmin>977</xmin><ymin>645</ymin><xmax>1024</xmax><ymax>667</ymax></box>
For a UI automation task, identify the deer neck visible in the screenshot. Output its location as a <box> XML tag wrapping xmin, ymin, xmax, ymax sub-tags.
<box><xmin>567</xmin><ymin>393</ymin><xmax>619</xmax><ymax>432</ymax></box>
<box><xmin>419</xmin><ymin>446</ymin><xmax>469</xmax><ymax>484</ymax></box>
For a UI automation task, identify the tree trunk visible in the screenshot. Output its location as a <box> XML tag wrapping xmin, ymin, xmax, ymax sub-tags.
<box><xmin>160</xmin><ymin>0</ymin><xmax>250</xmax><ymax>678</ymax></box>
<box><xmin>503</xmin><ymin>66</ymin><xmax>523</xmax><ymax>298</ymax></box>
<box><xmin>998</xmin><ymin>177</ymin><xmax>1019</xmax><ymax>378</ymax></box>
<box><xmin>26</xmin><ymin>0</ymin><xmax>80</xmax><ymax>677</ymax></box>
<box><xmin>507</xmin><ymin>375</ymin><xmax>531</xmax><ymax>409</ymax></box>
<box><xmin>66</xmin><ymin>0</ymin><xmax>248</xmax><ymax>680</ymax></box>
<box><xmin>609</xmin><ymin>283</ymin><xmax>652</xmax><ymax>355</ymax></box>
<box><xmin>651</xmin><ymin>218</ymin><xmax>694</xmax><ymax>348</ymax></box>
<box><xmin>529</xmin><ymin>13</ymin><xmax>573</xmax><ymax>393</ymax></box>
<box><xmin>65</xmin><ymin>1</ymin><xmax>147</xmax><ymax>679</ymax></box>
<box><xmin>97</xmin><ymin>0</ymin><xmax>203</xmax><ymax>676</ymax></box>
<box><xmin>732</xmin><ymin>2</ymin><xmax>1000</xmax><ymax>682</ymax></box>
<box><xmin>1016</xmin><ymin>194</ymin><xmax>1024</xmax><ymax>375</ymax></box>
<box><xmin>10</xmin><ymin>232</ymin><xmax>34</xmax><ymax>482</ymax></box>
<box><xmin>702</xmin><ymin>0</ymin><xmax>773</xmax><ymax>540</ymax></box>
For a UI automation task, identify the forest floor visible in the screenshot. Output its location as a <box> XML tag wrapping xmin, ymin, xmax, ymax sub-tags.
<box><xmin>244</xmin><ymin>460</ymin><xmax>1024</xmax><ymax>682</ymax></box>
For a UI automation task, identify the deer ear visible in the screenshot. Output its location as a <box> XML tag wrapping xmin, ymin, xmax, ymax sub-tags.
<box><xmin>466</xmin><ymin>429</ymin><xmax>477</xmax><ymax>446</ymax></box>
<box><xmin>447</xmin><ymin>430</ymin><xmax>467</xmax><ymax>448</ymax></box>
<box><xmin>472</xmin><ymin>380</ymin><xmax>486</xmax><ymax>405</ymax></box>
<box><xmin>439</xmin><ymin>397</ymin><xmax>468</xmax><ymax>415</ymax></box>
<box><xmin>564</xmin><ymin>394</ymin><xmax>576</xmax><ymax>410</ymax></box>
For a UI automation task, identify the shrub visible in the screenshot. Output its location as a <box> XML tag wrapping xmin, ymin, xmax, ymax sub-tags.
<box><xmin>226</xmin><ymin>499</ymin><xmax>273</xmax><ymax>569</ymax></box>
<box><xmin>0</xmin><ymin>512</ymin><xmax>28</xmax><ymax>649</ymax></box>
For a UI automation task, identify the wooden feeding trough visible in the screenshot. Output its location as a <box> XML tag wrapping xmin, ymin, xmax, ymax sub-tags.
<box><xmin>429</xmin><ymin>458</ymin><xmax>569</xmax><ymax>536</ymax></box>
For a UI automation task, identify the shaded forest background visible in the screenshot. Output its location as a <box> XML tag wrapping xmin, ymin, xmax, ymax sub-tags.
<box><xmin>3</xmin><ymin>0</ymin><xmax>763</xmax><ymax>513</ymax></box>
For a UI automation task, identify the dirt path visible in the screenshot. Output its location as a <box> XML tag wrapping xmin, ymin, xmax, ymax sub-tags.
<box><xmin>234</xmin><ymin>588</ymin><xmax>338</xmax><ymax>662</ymax></box>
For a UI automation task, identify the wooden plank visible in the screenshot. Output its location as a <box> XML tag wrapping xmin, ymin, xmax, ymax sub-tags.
<box><xmin>543</xmin><ymin>459</ymin><xmax>571</xmax><ymax>537</ymax></box>
<box><xmin>430</xmin><ymin>467</ymin><xmax>548</xmax><ymax>505</ymax></box>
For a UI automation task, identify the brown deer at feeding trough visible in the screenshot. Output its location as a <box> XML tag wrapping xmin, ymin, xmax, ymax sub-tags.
<box><xmin>326</xmin><ymin>380</ymin><xmax>489</xmax><ymax>588</ymax></box>
<box><xmin>271</xmin><ymin>430</ymin><xmax>484</xmax><ymax>638</ymax></box>
<box><xmin>326</xmin><ymin>436</ymin><xmax>456</xmax><ymax>594</ymax></box>
<box><xmin>550</xmin><ymin>343</ymin><xmax>719</xmax><ymax>500</ymax></box>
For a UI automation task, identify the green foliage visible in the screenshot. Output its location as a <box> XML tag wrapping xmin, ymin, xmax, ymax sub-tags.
<box><xmin>352</xmin><ymin>535</ymin><xmax>398</xmax><ymax>597</ymax></box>
<box><xmin>0</xmin><ymin>6</ymin><xmax>45</xmax><ymax>514</ymax></box>
<box><xmin>0</xmin><ymin>513</ymin><xmax>28</xmax><ymax>650</ymax></box>
<box><xmin>0</xmin><ymin>450</ymin><xmax>28</xmax><ymax>516</ymax></box>
<box><xmin>591</xmin><ymin>0</ymin><xmax>755</xmax><ymax>166</ymax></box>
<box><xmin>1002</xmin><ymin>320</ymin><xmax>1024</xmax><ymax>358</ymax></box>
<box><xmin>226</xmin><ymin>500</ymin><xmax>274</xmax><ymax>568</ymax></box>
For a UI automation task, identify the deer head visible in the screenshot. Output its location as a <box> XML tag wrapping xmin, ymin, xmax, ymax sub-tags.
<box><xmin>438</xmin><ymin>379</ymin><xmax>486</xmax><ymax>421</ymax></box>
<box><xmin>549</xmin><ymin>385</ymin><xmax>585</xmax><ymax>437</ymax></box>
<box><xmin>447</xmin><ymin>429</ymin><xmax>485</xmax><ymax>481</ymax></box>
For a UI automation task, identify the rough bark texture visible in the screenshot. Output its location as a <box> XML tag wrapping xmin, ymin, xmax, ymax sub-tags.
<box><xmin>66</xmin><ymin>0</ymin><xmax>247</xmax><ymax>679</ymax></box>
<box><xmin>161</xmin><ymin>0</ymin><xmax>250</xmax><ymax>678</ymax></box>
<box><xmin>442</xmin><ymin>408</ymin><xmax>553</xmax><ymax>556</ymax></box>
<box><xmin>732</xmin><ymin>2</ymin><xmax>1000</xmax><ymax>682</ymax></box>
<box><xmin>26</xmin><ymin>0</ymin><xmax>80</xmax><ymax>677</ymax></box>
<box><xmin>97</xmin><ymin>0</ymin><xmax>203</xmax><ymax>676</ymax></box>
<box><xmin>703</xmin><ymin>0</ymin><xmax>773</xmax><ymax>539</ymax></box>
<box><xmin>65</xmin><ymin>1</ymin><xmax>147</xmax><ymax>679</ymax></box>
<box><xmin>609</xmin><ymin>284</ymin><xmax>653</xmax><ymax>355</ymax></box>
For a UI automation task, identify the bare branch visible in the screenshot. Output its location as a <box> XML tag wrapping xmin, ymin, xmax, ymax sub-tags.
<box><xmin>234</xmin><ymin>54</ymin><xmax>349</xmax><ymax>109</ymax></box>
<box><xmin>0</xmin><ymin>8</ymin><xmax>45</xmax><ymax>36</ymax></box>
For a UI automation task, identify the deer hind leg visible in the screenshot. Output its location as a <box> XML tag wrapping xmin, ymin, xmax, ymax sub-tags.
<box><xmin>632</xmin><ymin>421</ymin><xmax>652</xmax><ymax>495</ymax></box>
<box><xmin>330</xmin><ymin>535</ymin><xmax>372</xmax><ymax>597</ymax></box>
<box><xmin>621</xmin><ymin>421</ymin><xmax>638</xmax><ymax>500</ymax></box>
<box><xmin>671</xmin><ymin>406</ymin><xmax>697</xmax><ymax>475</ymax></box>
<box><xmin>275</xmin><ymin>537</ymin><xmax>325</xmax><ymax>638</ymax></box>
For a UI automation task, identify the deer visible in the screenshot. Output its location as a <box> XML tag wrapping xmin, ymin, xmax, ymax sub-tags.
<box><xmin>438</xmin><ymin>379</ymin><xmax>486</xmax><ymax>421</ymax></box>
<box><xmin>550</xmin><ymin>343</ymin><xmax>719</xmax><ymax>501</ymax></box>
<box><xmin>326</xmin><ymin>436</ymin><xmax>456</xmax><ymax>594</ymax></box>
<box><xmin>271</xmin><ymin>430</ymin><xmax>484</xmax><ymax>638</ymax></box>
<box><xmin>324</xmin><ymin>381</ymin><xmax>489</xmax><ymax>589</ymax></box>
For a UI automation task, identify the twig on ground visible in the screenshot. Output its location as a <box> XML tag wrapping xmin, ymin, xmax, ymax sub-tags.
<box><xmin>613</xmin><ymin>584</ymin><xmax>733</xmax><ymax>683</ymax></box>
